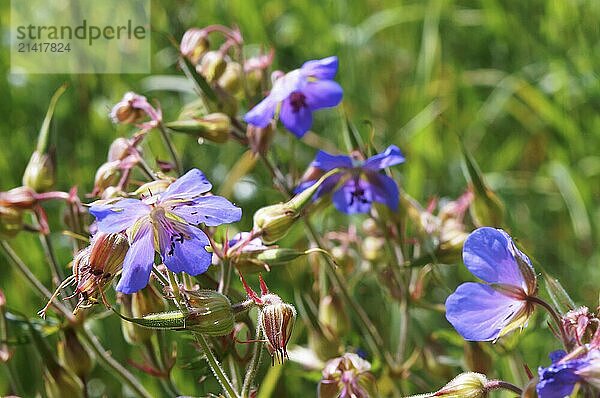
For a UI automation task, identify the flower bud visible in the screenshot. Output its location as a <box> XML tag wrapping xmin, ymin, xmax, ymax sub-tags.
<box><xmin>132</xmin><ymin>284</ymin><xmax>166</xmax><ymax>319</ymax></box>
<box><xmin>166</xmin><ymin>113</ymin><xmax>231</xmax><ymax>143</ymax></box>
<box><xmin>254</xmin><ymin>169</ymin><xmax>339</xmax><ymax>244</ymax></box>
<box><xmin>107</xmin><ymin>138</ymin><xmax>132</xmax><ymax>162</ymax></box>
<box><xmin>0</xmin><ymin>206</ymin><xmax>23</xmax><ymax>239</ymax></box>
<box><xmin>0</xmin><ymin>186</ymin><xmax>37</xmax><ymax>209</ymax></box>
<box><xmin>406</xmin><ymin>372</ymin><xmax>488</xmax><ymax>398</ymax></box>
<box><xmin>259</xmin><ymin>294</ymin><xmax>296</xmax><ymax>363</ymax></box>
<box><xmin>58</xmin><ymin>327</ymin><xmax>95</xmax><ymax>379</ymax></box>
<box><xmin>361</xmin><ymin>236</ymin><xmax>384</xmax><ymax>261</ymax></box>
<box><xmin>247</xmin><ymin>122</ymin><xmax>274</xmax><ymax>156</ymax></box>
<box><xmin>318</xmin><ymin>353</ymin><xmax>377</xmax><ymax>398</ymax></box>
<box><xmin>92</xmin><ymin>161</ymin><xmax>122</xmax><ymax>196</ymax></box>
<box><xmin>218</xmin><ymin>62</ymin><xmax>243</xmax><ymax>95</ymax></box>
<box><xmin>318</xmin><ymin>294</ymin><xmax>349</xmax><ymax>341</ymax></box>
<box><xmin>180</xmin><ymin>28</ymin><xmax>209</xmax><ymax>64</ymax></box>
<box><xmin>119</xmin><ymin>293</ymin><xmax>153</xmax><ymax>344</ymax></box>
<box><xmin>23</xmin><ymin>150</ymin><xmax>56</xmax><ymax>192</ymax></box>
<box><xmin>198</xmin><ymin>51</ymin><xmax>227</xmax><ymax>82</ymax></box>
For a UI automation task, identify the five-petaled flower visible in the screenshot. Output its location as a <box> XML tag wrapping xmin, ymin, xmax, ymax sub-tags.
<box><xmin>445</xmin><ymin>227</ymin><xmax>537</xmax><ymax>341</ymax></box>
<box><xmin>89</xmin><ymin>169</ymin><xmax>241</xmax><ymax>293</ymax></box>
<box><xmin>537</xmin><ymin>349</ymin><xmax>600</xmax><ymax>398</ymax></box>
<box><xmin>296</xmin><ymin>145</ymin><xmax>405</xmax><ymax>214</ymax></box>
<box><xmin>244</xmin><ymin>56</ymin><xmax>343</xmax><ymax>137</ymax></box>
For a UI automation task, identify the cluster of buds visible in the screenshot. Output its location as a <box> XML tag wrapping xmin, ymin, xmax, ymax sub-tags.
<box><xmin>38</xmin><ymin>232</ymin><xmax>129</xmax><ymax>318</ymax></box>
<box><xmin>318</xmin><ymin>353</ymin><xmax>377</xmax><ymax>398</ymax></box>
<box><xmin>240</xmin><ymin>274</ymin><xmax>296</xmax><ymax>364</ymax></box>
<box><xmin>91</xmin><ymin>137</ymin><xmax>144</xmax><ymax>198</ymax></box>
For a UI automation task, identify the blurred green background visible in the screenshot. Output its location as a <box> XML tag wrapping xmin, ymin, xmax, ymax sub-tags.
<box><xmin>1</xmin><ymin>0</ymin><xmax>599</xmax><ymax>396</ymax></box>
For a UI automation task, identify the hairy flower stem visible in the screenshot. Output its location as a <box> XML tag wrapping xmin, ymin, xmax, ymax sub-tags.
<box><xmin>241</xmin><ymin>326</ymin><xmax>264</xmax><ymax>398</ymax></box>
<box><xmin>157</xmin><ymin>123</ymin><xmax>182</xmax><ymax>175</ymax></box>
<box><xmin>0</xmin><ymin>241</ymin><xmax>73</xmax><ymax>321</ymax></box>
<box><xmin>303</xmin><ymin>219</ymin><xmax>396</xmax><ymax>370</ymax></box>
<box><xmin>527</xmin><ymin>296</ymin><xmax>571</xmax><ymax>349</ymax></box>
<box><xmin>485</xmin><ymin>379</ymin><xmax>523</xmax><ymax>395</ymax></box>
<box><xmin>78</xmin><ymin>326</ymin><xmax>153</xmax><ymax>398</ymax></box>
<box><xmin>193</xmin><ymin>332</ymin><xmax>240</xmax><ymax>398</ymax></box>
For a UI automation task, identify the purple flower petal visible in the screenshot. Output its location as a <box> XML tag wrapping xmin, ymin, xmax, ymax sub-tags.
<box><xmin>445</xmin><ymin>282</ymin><xmax>526</xmax><ymax>341</ymax></box>
<box><xmin>363</xmin><ymin>145</ymin><xmax>405</xmax><ymax>170</ymax></box>
<box><xmin>295</xmin><ymin>174</ymin><xmax>344</xmax><ymax>201</ymax></box>
<box><xmin>332</xmin><ymin>178</ymin><xmax>373</xmax><ymax>214</ymax></box>
<box><xmin>173</xmin><ymin>196</ymin><xmax>242</xmax><ymax>226</ymax></box>
<box><xmin>537</xmin><ymin>359</ymin><xmax>586</xmax><ymax>398</ymax></box>
<box><xmin>269</xmin><ymin>69</ymin><xmax>306</xmax><ymax>102</ymax></box>
<box><xmin>90</xmin><ymin>198</ymin><xmax>150</xmax><ymax>234</ymax></box>
<box><xmin>244</xmin><ymin>97</ymin><xmax>277</xmax><ymax>128</ymax></box>
<box><xmin>301</xmin><ymin>56</ymin><xmax>339</xmax><ymax>79</ymax></box>
<box><xmin>116</xmin><ymin>223</ymin><xmax>154</xmax><ymax>293</ymax></box>
<box><xmin>365</xmin><ymin>172</ymin><xmax>399</xmax><ymax>211</ymax></box>
<box><xmin>463</xmin><ymin>227</ymin><xmax>532</xmax><ymax>287</ymax></box>
<box><xmin>304</xmin><ymin>80</ymin><xmax>343</xmax><ymax>110</ymax></box>
<box><xmin>161</xmin><ymin>226</ymin><xmax>212</xmax><ymax>275</ymax></box>
<box><xmin>160</xmin><ymin>169</ymin><xmax>212</xmax><ymax>202</ymax></box>
<box><xmin>280</xmin><ymin>97</ymin><xmax>313</xmax><ymax>137</ymax></box>
<box><xmin>312</xmin><ymin>151</ymin><xmax>353</xmax><ymax>170</ymax></box>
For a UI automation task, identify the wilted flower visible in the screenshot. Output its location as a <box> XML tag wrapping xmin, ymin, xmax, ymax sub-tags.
<box><xmin>244</xmin><ymin>56</ymin><xmax>343</xmax><ymax>137</ymax></box>
<box><xmin>89</xmin><ymin>169</ymin><xmax>241</xmax><ymax>293</ymax></box>
<box><xmin>0</xmin><ymin>186</ymin><xmax>38</xmax><ymax>209</ymax></box>
<box><xmin>561</xmin><ymin>307</ymin><xmax>596</xmax><ymax>346</ymax></box>
<box><xmin>180</xmin><ymin>28</ymin><xmax>209</xmax><ymax>64</ymax></box>
<box><xmin>445</xmin><ymin>227</ymin><xmax>537</xmax><ymax>341</ymax></box>
<box><xmin>537</xmin><ymin>349</ymin><xmax>600</xmax><ymax>398</ymax></box>
<box><xmin>406</xmin><ymin>372</ymin><xmax>488</xmax><ymax>398</ymax></box>
<box><xmin>296</xmin><ymin>145</ymin><xmax>405</xmax><ymax>214</ymax></box>
<box><xmin>318</xmin><ymin>353</ymin><xmax>377</xmax><ymax>398</ymax></box>
<box><xmin>110</xmin><ymin>92</ymin><xmax>162</xmax><ymax>126</ymax></box>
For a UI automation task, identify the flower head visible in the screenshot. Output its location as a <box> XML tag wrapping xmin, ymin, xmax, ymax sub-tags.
<box><xmin>110</xmin><ymin>92</ymin><xmax>162</xmax><ymax>126</ymax></box>
<box><xmin>296</xmin><ymin>145</ymin><xmax>405</xmax><ymax>214</ymax></box>
<box><xmin>89</xmin><ymin>169</ymin><xmax>241</xmax><ymax>293</ymax></box>
<box><xmin>445</xmin><ymin>227</ymin><xmax>537</xmax><ymax>341</ymax></box>
<box><xmin>537</xmin><ymin>349</ymin><xmax>600</xmax><ymax>398</ymax></box>
<box><xmin>244</xmin><ymin>56</ymin><xmax>343</xmax><ymax>137</ymax></box>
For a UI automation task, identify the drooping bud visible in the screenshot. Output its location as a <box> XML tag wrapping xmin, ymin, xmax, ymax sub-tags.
<box><xmin>253</xmin><ymin>169</ymin><xmax>340</xmax><ymax>244</ymax></box>
<box><xmin>180</xmin><ymin>28</ymin><xmax>209</xmax><ymax>64</ymax></box>
<box><xmin>198</xmin><ymin>51</ymin><xmax>227</xmax><ymax>82</ymax></box>
<box><xmin>58</xmin><ymin>326</ymin><xmax>95</xmax><ymax>379</ymax></box>
<box><xmin>406</xmin><ymin>372</ymin><xmax>488</xmax><ymax>398</ymax></box>
<box><xmin>23</xmin><ymin>150</ymin><xmax>56</xmax><ymax>192</ymax></box>
<box><xmin>246</xmin><ymin>122</ymin><xmax>274</xmax><ymax>156</ymax></box>
<box><xmin>218</xmin><ymin>62</ymin><xmax>243</xmax><ymax>95</ymax></box>
<box><xmin>318</xmin><ymin>353</ymin><xmax>377</xmax><ymax>398</ymax></box>
<box><xmin>0</xmin><ymin>186</ymin><xmax>38</xmax><ymax>209</ymax></box>
<box><xmin>92</xmin><ymin>161</ymin><xmax>122</xmax><ymax>196</ymax></box>
<box><xmin>110</xmin><ymin>92</ymin><xmax>161</xmax><ymax>125</ymax></box>
<box><xmin>0</xmin><ymin>206</ymin><xmax>23</xmax><ymax>239</ymax></box>
<box><xmin>107</xmin><ymin>137</ymin><xmax>132</xmax><ymax>162</ymax></box>
<box><xmin>165</xmin><ymin>113</ymin><xmax>231</xmax><ymax>143</ymax></box>
<box><xmin>259</xmin><ymin>294</ymin><xmax>296</xmax><ymax>364</ymax></box>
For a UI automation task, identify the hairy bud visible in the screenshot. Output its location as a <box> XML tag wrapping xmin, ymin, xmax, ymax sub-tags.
<box><xmin>218</xmin><ymin>62</ymin><xmax>243</xmax><ymax>95</ymax></box>
<box><xmin>406</xmin><ymin>372</ymin><xmax>488</xmax><ymax>398</ymax></box>
<box><xmin>259</xmin><ymin>294</ymin><xmax>296</xmax><ymax>364</ymax></box>
<box><xmin>92</xmin><ymin>161</ymin><xmax>122</xmax><ymax>196</ymax></box>
<box><xmin>23</xmin><ymin>150</ymin><xmax>56</xmax><ymax>192</ymax></box>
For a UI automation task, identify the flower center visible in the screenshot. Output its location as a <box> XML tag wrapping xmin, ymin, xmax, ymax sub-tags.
<box><xmin>289</xmin><ymin>91</ymin><xmax>307</xmax><ymax>113</ymax></box>
<box><xmin>150</xmin><ymin>206</ymin><xmax>190</xmax><ymax>256</ymax></box>
<box><xmin>348</xmin><ymin>177</ymin><xmax>370</xmax><ymax>207</ymax></box>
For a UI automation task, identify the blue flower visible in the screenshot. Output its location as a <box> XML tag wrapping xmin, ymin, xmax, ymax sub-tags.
<box><xmin>445</xmin><ymin>227</ymin><xmax>537</xmax><ymax>341</ymax></box>
<box><xmin>537</xmin><ymin>349</ymin><xmax>600</xmax><ymax>398</ymax></box>
<box><xmin>295</xmin><ymin>145</ymin><xmax>404</xmax><ymax>214</ymax></box>
<box><xmin>244</xmin><ymin>56</ymin><xmax>343</xmax><ymax>137</ymax></box>
<box><xmin>89</xmin><ymin>169</ymin><xmax>241</xmax><ymax>293</ymax></box>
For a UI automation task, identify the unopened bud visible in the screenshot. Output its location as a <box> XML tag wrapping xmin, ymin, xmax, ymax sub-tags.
<box><xmin>218</xmin><ymin>62</ymin><xmax>243</xmax><ymax>95</ymax></box>
<box><xmin>92</xmin><ymin>161</ymin><xmax>122</xmax><ymax>196</ymax></box>
<box><xmin>561</xmin><ymin>306</ymin><xmax>594</xmax><ymax>346</ymax></box>
<box><xmin>318</xmin><ymin>353</ymin><xmax>377</xmax><ymax>398</ymax></box>
<box><xmin>0</xmin><ymin>206</ymin><xmax>23</xmax><ymax>239</ymax></box>
<box><xmin>180</xmin><ymin>28</ymin><xmax>209</xmax><ymax>64</ymax></box>
<box><xmin>254</xmin><ymin>169</ymin><xmax>339</xmax><ymax>244</ymax></box>
<box><xmin>0</xmin><ymin>186</ymin><xmax>37</xmax><ymax>209</ymax></box>
<box><xmin>23</xmin><ymin>150</ymin><xmax>56</xmax><ymax>192</ymax></box>
<box><xmin>58</xmin><ymin>327</ymin><xmax>94</xmax><ymax>379</ymax></box>
<box><xmin>166</xmin><ymin>113</ymin><xmax>231</xmax><ymax>143</ymax></box>
<box><xmin>107</xmin><ymin>138</ymin><xmax>132</xmax><ymax>162</ymax></box>
<box><xmin>361</xmin><ymin>218</ymin><xmax>379</xmax><ymax>236</ymax></box>
<box><xmin>119</xmin><ymin>293</ymin><xmax>153</xmax><ymax>344</ymax></box>
<box><xmin>259</xmin><ymin>294</ymin><xmax>296</xmax><ymax>363</ymax></box>
<box><xmin>247</xmin><ymin>123</ymin><xmax>274</xmax><ymax>156</ymax></box>
<box><xmin>198</xmin><ymin>51</ymin><xmax>227</xmax><ymax>82</ymax></box>
<box><xmin>406</xmin><ymin>372</ymin><xmax>488</xmax><ymax>398</ymax></box>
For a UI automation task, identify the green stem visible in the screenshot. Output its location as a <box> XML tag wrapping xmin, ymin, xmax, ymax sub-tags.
<box><xmin>167</xmin><ymin>270</ymin><xmax>188</xmax><ymax>315</ymax></box>
<box><xmin>241</xmin><ymin>326</ymin><xmax>264</xmax><ymax>398</ymax></box>
<box><xmin>78</xmin><ymin>326</ymin><xmax>152</xmax><ymax>398</ymax></box>
<box><xmin>0</xmin><ymin>240</ymin><xmax>73</xmax><ymax>321</ymax></box>
<box><xmin>193</xmin><ymin>332</ymin><xmax>240</xmax><ymax>398</ymax></box>
<box><xmin>219</xmin><ymin>259</ymin><xmax>233</xmax><ymax>295</ymax></box>
<box><xmin>137</xmin><ymin>157</ymin><xmax>158</xmax><ymax>181</ymax></box>
<box><xmin>157</xmin><ymin>123</ymin><xmax>182</xmax><ymax>175</ymax></box>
